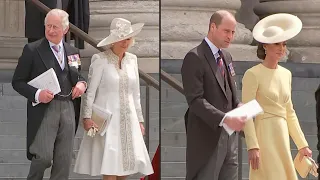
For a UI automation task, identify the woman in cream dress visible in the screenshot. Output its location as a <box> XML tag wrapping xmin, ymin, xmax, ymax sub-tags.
<box><xmin>242</xmin><ymin>13</ymin><xmax>312</xmax><ymax>180</ymax></box>
<box><xmin>74</xmin><ymin>18</ymin><xmax>154</xmax><ymax>180</ymax></box>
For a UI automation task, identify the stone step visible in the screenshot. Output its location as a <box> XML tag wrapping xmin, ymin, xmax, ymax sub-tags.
<box><xmin>0</xmin><ymin>135</ymin><xmax>87</xmax><ymax>150</ymax></box>
<box><xmin>0</xmin><ymin>114</ymin><xmax>159</xmax><ymax>138</ymax></box>
<box><xmin>0</xmin><ymin>95</ymin><xmax>26</xmax><ymax>110</ymax></box>
<box><xmin>161</xmin><ymin>116</ymin><xmax>318</xmax><ymax>135</ymax></box>
<box><xmin>161</xmin><ymin>117</ymin><xmax>185</xmax><ymax>133</ymax></box>
<box><xmin>161</xmin><ymin>145</ymin><xmax>319</xmax><ymax>164</ymax></box>
<box><xmin>0</xmin><ymin>163</ymin><xmax>143</xmax><ymax>179</ymax></box>
<box><xmin>0</xmin><ymin>163</ymin><xmax>98</xmax><ymax>178</ymax></box>
<box><xmin>0</xmin><ymin>145</ymin><xmax>157</xmax><ymax>165</ymax></box>
<box><xmin>161</xmin><ymin>131</ymin><xmax>318</xmax><ymax>152</ymax></box>
<box><xmin>161</xmin><ymin>161</ymin><xmax>316</xmax><ymax>180</ymax></box>
<box><xmin>161</xmin><ymin>162</ymin><xmax>185</xmax><ymax>178</ymax></box>
<box><xmin>161</xmin><ymin>147</ymin><xmax>185</xmax><ymax>162</ymax></box>
<box><xmin>161</xmin><ymin>132</ymin><xmax>185</xmax><ymax>147</ymax></box>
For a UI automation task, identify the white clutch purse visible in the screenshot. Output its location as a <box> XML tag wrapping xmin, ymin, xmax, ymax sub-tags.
<box><xmin>86</xmin><ymin>104</ymin><xmax>112</xmax><ymax>137</ymax></box>
<box><xmin>294</xmin><ymin>153</ymin><xmax>318</xmax><ymax>178</ymax></box>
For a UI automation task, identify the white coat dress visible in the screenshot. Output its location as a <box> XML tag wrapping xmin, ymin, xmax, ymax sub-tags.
<box><xmin>73</xmin><ymin>49</ymin><xmax>154</xmax><ymax>177</ymax></box>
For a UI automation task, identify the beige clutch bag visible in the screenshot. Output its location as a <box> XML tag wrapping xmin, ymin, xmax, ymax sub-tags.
<box><xmin>294</xmin><ymin>154</ymin><xmax>318</xmax><ymax>178</ymax></box>
<box><xmin>86</xmin><ymin>104</ymin><xmax>112</xmax><ymax>137</ymax></box>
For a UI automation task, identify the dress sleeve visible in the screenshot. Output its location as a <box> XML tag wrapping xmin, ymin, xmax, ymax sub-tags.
<box><xmin>82</xmin><ymin>54</ymin><xmax>104</xmax><ymax>119</ymax></box>
<box><xmin>242</xmin><ymin>70</ymin><xmax>260</xmax><ymax>150</ymax></box>
<box><xmin>132</xmin><ymin>55</ymin><xmax>144</xmax><ymax>123</ymax></box>
<box><xmin>286</xmin><ymin>72</ymin><xmax>308</xmax><ymax>150</ymax></box>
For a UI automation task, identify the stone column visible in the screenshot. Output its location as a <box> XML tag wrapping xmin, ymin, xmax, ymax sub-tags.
<box><xmin>161</xmin><ymin>0</ymin><xmax>257</xmax><ymax>61</ymax></box>
<box><xmin>82</xmin><ymin>0</ymin><xmax>159</xmax><ymax>73</ymax></box>
<box><xmin>254</xmin><ymin>0</ymin><xmax>320</xmax><ymax>63</ymax></box>
<box><xmin>236</xmin><ymin>0</ymin><xmax>260</xmax><ymax>31</ymax></box>
<box><xmin>0</xmin><ymin>0</ymin><xmax>27</xmax><ymax>70</ymax></box>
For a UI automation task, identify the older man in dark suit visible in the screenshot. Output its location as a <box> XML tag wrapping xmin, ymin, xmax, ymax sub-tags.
<box><xmin>12</xmin><ymin>9</ymin><xmax>86</xmax><ymax>180</ymax></box>
<box><xmin>181</xmin><ymin>10</ymin><xmax>247</xmax><ymax>180</ymax></box>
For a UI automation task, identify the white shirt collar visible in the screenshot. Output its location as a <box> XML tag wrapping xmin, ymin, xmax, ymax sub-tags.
<box><xmin>204</xmin><ymin>37</ymin><xmax>220</xmax><ymax>59</ymax></box>
<box><xmin>49</xmin><ymin>40</ymin><xmax>64</xmax><ymax>50</ymax></box>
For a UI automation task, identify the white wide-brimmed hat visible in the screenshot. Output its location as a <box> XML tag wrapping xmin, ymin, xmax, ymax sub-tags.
<box><xmin>97</xmin><ymin>18</ymin><xmax>144</xmax><ymax>47</ymax></box>
<box><xmin>252</xmin><ymin>13</ymin><xmax>302</xmax><ymax>44</ymax></box>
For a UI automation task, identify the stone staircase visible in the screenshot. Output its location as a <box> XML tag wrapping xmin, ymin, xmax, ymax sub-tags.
<box><xmin>160</xmin><ymin>68</ymin><xmax>319</xmax><ymax>180</ymax></box>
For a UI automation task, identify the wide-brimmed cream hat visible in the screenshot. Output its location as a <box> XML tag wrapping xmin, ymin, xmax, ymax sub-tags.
<box><xmin>97</xmin><ymin>18</ymin><xmax>144</xmax><ymax>47</ymax></box>
<box><xmin>252</xmin><ymin>13</ymin><xmax>302</xmax><ymax>44</ymax></box>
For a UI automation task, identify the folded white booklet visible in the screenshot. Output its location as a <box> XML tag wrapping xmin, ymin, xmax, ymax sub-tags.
<box><xmin>27</xmin><ymin>68</ymin><xmax>61</xmax><ymax>106</ymax></box>
<box><xmin>223</xmin><ymin>99</ymin><xmax>263</xmax><ymax>135</ymax></box>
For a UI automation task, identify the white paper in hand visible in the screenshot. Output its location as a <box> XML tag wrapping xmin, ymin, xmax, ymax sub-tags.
<box><xmin>223</xmin><ymin>99</ymin><xmax>263</xmax><ymax>135</ymax></box>
<box><xmin>27</xmin><ymin>68</ymin><xmax>61</xmax><ymax>106</ymax></box>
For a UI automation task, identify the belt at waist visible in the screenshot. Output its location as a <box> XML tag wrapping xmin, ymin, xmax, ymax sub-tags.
<box><xmin>256</xmin><ymin>111</ymin><xmax>286</xmax><ymax>120</ymax></box>
<box><xmin>54</xmin><ymin>94</ymin><xmax>72</xmax><ymax>101</ymax></box>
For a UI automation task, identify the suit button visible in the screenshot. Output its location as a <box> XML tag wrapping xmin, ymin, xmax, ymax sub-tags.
<box><xmin>224</xmin><ymin>105</ymin><xmax>227</xmax><ymax>109</ymax></box>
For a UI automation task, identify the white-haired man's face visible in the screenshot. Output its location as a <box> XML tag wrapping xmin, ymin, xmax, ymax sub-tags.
<box><xmin>45</xmin><ymin>14</ymin><xmax>68</xmax><ymax>44</ymax></box>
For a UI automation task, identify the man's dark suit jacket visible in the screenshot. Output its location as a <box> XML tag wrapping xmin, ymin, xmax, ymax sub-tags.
<box><xmin>315</xmin><ymin>85</ymin><xmax>320</xmax><ymax>178</ymax></box>
<box><xmin>25</xmin><ymin>0</ymin><xmax>89</xmax><ymax>49</ymax></box>
<box><xmin>11</xmin><ymin>38</ymin><xmax>85</xmax><ymax>160</ymax></box>
<box><xmin>181</xmin><ymin>40</ymin><xmax>240</xmax><ymax>180</ymax></box>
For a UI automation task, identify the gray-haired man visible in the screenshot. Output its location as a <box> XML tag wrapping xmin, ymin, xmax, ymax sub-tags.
<box><xmin>12</xmin><ymin>9</ymin><xmax>87</xmax><ymax>180</ymax></box>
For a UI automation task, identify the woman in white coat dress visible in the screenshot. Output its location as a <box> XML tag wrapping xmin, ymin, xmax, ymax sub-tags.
<box><xmin>74</xmin><ymin>18</ymin><xmax>154</xmax><ymax>180</ymax></box>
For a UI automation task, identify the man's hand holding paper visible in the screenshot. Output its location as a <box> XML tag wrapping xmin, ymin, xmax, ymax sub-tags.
<box><xmin>28</xmin><ymin>68</ymin><xmax>61</xmax><ymax>106</ymax></box>
<box><xmin>39</xmin><ymin>89</ymin><xmax>54</xmax><ymax>103</ymax></box>
<box><xmin>223</xmin><ymin>99</ymin><xmax>263</xmax><ymax>135</ymax></box>
<box><xmin>223</xmin><ymin>116</ymin><xmax>246</xmax><ymax>132</ymax></box>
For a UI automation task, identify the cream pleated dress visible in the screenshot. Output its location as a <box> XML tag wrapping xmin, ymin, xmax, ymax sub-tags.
<box><xmin>242</xmin><ymin>63</ymin><xmax>309</xmax><ymax>180</ymax></box>
<box><xmin>73</xmin><ymin>50</ymin><xmax>154</xmax><ymax>177</ymax></box>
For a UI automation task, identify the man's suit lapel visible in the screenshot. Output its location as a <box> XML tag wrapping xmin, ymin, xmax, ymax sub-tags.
<box><xmin>63</xmin><ymin>41</ymin><xmax>79</xmax><ymax>86</ymax></box>
<box><xmin>63</xmin><ymin>41</ymin><xmax>72</xmax><ymax>62</ymax></box>
<box><xmin>36</xmin><ymin>38</ymin><xmax>56</xmax><ymax>70</ymax></box>
<box><xmin>221</xmin><ymin>50</ymin><xmax>238</xmax><ymax>99</ymax></box>
<box><xmin>201</xmin><ymin>40</ymin><xmax>227</xmax><ymax>99</ymax></box>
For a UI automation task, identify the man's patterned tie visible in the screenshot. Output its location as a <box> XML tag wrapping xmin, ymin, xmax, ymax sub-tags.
<box><xmin>217</xmin><ymin>50</ymin><xmax>225</xmax><ymax>77</ymax></box>
<box><xmin>52</xmin><ymin>45</ymin><xmax>63</xmax><ymax>64</ymax></box>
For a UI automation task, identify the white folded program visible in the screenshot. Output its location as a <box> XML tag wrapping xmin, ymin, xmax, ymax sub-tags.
<box><xmin>223</xmin><ymin>99</ymin><xmax>263</xmax><ymax>135</ymax></box>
